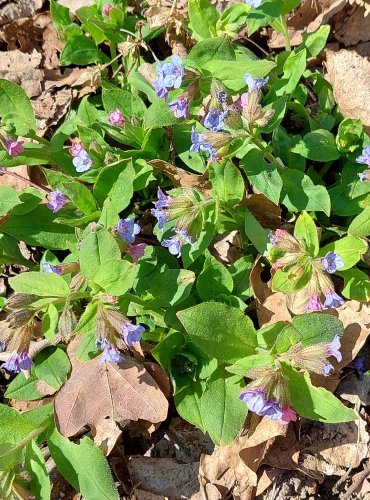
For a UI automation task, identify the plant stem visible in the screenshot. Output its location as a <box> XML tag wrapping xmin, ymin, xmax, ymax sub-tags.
<box><xmin>0</xmin><ymin>169</ymin><xmax>49</xmax><ymax>193</ymax></box>
<box><xmin>109</xmin><ymin>42</ymin><xmax>118</xmax><ymax>74</ymax></box>
<box><xmin>280</xmin><ymin>14</ymin><xmax>291</xmax><ymax>52</ymax></box>
<box><xmin>250</xmin><ymin>134</ymin><xmax>285</xmax><ymax>171</ymax></box>
<box><xmin>28</xmin><ymin>131</ymin><xmax>50</xmax><ymax>146</ymax></box>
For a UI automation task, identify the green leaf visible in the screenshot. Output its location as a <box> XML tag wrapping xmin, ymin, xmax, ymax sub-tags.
<box><xmin>79</xmin><ymin>228</ymin><xmax>121</xmax><ymax>278</ymax></box>
<box><xmin>0</xmin><ymin>469</ymin><xmax>15</xmax><ymax>500</ymax></box>
<box><xmin>0</xmin><ymin>205</ymin><xmax>76</xmax><ymax>250</ymax></box>
<box><xmin>42</xmin><ymin>303</ymin><xmax>59</xmax><ymax>342</ymax></box>
<box><xmin>177</xmin><ymin>302</ymin><xmax>257</xmax><ymax>363</ymax></box>
<box><xmin>102</xmin><ymin>88</ymin><xmax>146</xmax><ymax>119</ymax></box>
<box><xmin>282</xmin><ymin>365</ymin><xmax>356</xmax><ymax>423</ymax></box>
<box><xmin>0</xmin><ymin>186</ymin><xmax>20</xmax><ymax>216</ymax></box>
<box><xmin>273</xmin><ymin>313</ymin><xmax>343</xmax><ymax>353</ymax></box>
<box><xmin>143</xmin><ymin>269</ymin><xmax>195</xmax><ymax>308</ymax></box>
<box><xmin>348</xmin><ymin>207</ymin><xmax>370</xmax><ymax>237</ymax></box>
<box><xmin>24</xmin><ymin>440</ymin><xmax>51</xmax><ymax>500</ymax></box>
<box><xmin>229</xmin><ymin>255</ymin><xmax>254</xmax><ymax>300</ymax></box>
<box><xmin>244</xmin><ymin>206</ymin><xmax>270</xmax><ymax>255</ymax></box>
<box><xmin>48</xmin><ymin>430</ymin><xmax>119</xmax><ymax>500</ymax></box>
<box><xmin>60</xmin><ymin>35</ymin><xmax>104</xmax><ymax>65</ymax></box>
<box><xmin>75</xmin><ymin>300</ymin><xmax>98</xmax><ymax>334</ymax></box>
<box><xmin>61</xmin><ymin>181</ymin><xmax>97</xmax><ymax>215</ymax></box>
<box><xmin>174</xmin><ymin>380</ymin><xmax>206</xmax><ymax>431</ymax></box>
<box><xmin>226</xmin><ymin>353</ymin><xmax>275</xmax><ymax>376</ymax></box>
<box><xmin>319</xmin><ymin>236</ymin><xmax>367</xmax><ymax>270</ymax></box>
<box><xmin>301</xmin><ymin>25</ymin><xmax>330</xmax><ymax>57</ymax></box>
<box><xmin>50</xmin><ymin>0</ymin><xmax>72</xmax><ymax>30</ymax></box>
<box><xmin>291</xmin><ymin>130</ymin><xmax>340</xmax><ymax>161</ymax></box>
<box><xmin>281</xmin><ymin>169</ymin><xmax>331</xmax><ymax>215</ymax></box>
<box><xmin>201</xmin><ymin>366</ymin><xmax>247</xmax><ymax>446</ymax></box>
<box><xmin>275</xmin><ymin>49</ymin><xmax>307</xmax><ymax>97</ymax></box>
<box><xmin>336</xmin><ymin>118</ymin><xmax>363</xmax><ymax>153</ymax></box>
<box><xmin>92</xmin><ymin>259</ymin><xmax>136</xmax><ymax>295</ymax></box>
<box><xmin>240</xmin><ymin>148</ymin><xmax>282</xmax><ymax>205</ymax></box>
<box><xmin>143</xmin><ymin>98</ymin><xmax>177</xmax><ymax>129</ymax></box>
<box><xmin>271</xmin><ymin>263</ymin><xmax>312</xmax><ymax>294</ymax></box>
<box><xmin>0</xmin><ymin>79</ymin><xmax>36</xmax><ymax>134</ymax></box>
<box><xmin>188</xmin><ymin>36</ymin><xmax>235</xmax><ymax>67</ymax></box>
<box><xmin>0</xmin><ymin>234</ymin><xmax>31</xmax><ymax>267</ymax></box>
<box><xmin>5</xmin><ymin>373</ymin><xmax>42</xmax><ymax>401</ymax></box>
<box><xmin>197</xmin><ymin>255</ymin><xmax>233</xmax><ymax>301</ymax></box>
<box><xmin>340</xmin><ymin>268</ymin><xmax>370</xmax><ymax>302</ymax></box>
<box><xmin>188</xmin><ymin>0</ymin><xmax>218</xmax><ymax>40</ymax></box>
<box><xmin>34</xmin><ymin>347</ymin><xmax>71</xmax><ymax>390</ymax></box>
<box><xmin>210</xmin><ymin>160</ymin><xmax>244</xmax><ymax>206</ymax></box>
<box><xmin>294</xmin><ymin>211</ymin><xmax>319</xmax><ymax>256</ymax></box>
<box><xmin>10</xmin><ymin>272</ymin><xmax>70</xmax><ymax>297</ymax></box>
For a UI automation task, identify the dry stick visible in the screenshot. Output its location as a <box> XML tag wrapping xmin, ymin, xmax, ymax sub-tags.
<box><xmin>0</xmin><ymin>169</ymin><xmax>49</xmax><ymax>193</ymax></box>
<box><xmin>342</xmin><ymin>454</ymin><xmax>370</xmax><ymax>500</ymax></box>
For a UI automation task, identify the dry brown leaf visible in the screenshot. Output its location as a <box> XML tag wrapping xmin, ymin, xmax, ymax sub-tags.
<box><xmin>0</xmin><ymin>166</ymin><xmax>30</xmax><ymax>191</ymax></box>
<box><xmin>0</xmin><ymin>0</ymin><xmax>44</xmax><ymax>26</ymax></box>
<box><xmin>58</xmin><ymin>0</ymin><xmax>93</xmax><ymax>14</ymax></box>
<box><xmin>209</xmin><ymin>231</ymin><xmax>244</xmax><ymax>265</ymax></box>
<box><xmin>35</xmin><ymin>380</ymin><xmax>57</xmax><ymax>396</ymax></box>
<box><xmin>245</xmin><ymin>194</ymin><xmax>281</xmax><ymax>229</ymax></box>
<box><xmin>54</xmin><ymin>340</ymin><xmax>169</xmax><ymax>438</ymax></box>
<box><xmin>149</xmin><ymin>159</ymin><xmax>212</xmax><ymax>194</ymax></box>
<box><xmin>32</xmin><ymin>88</ymin><xmax>73</xmax><ymax>136</ymax></box>
<box><xmin>91</xmin><ymin>418</ymin><xmax>124</xmax><ymax>456</ymax></box>
<box><xmin>127</xmin><ymin>457</ymin><xmax>199</xmax><ymax>499</ymax></box>
<box><xmin>44</xmin><ymin>66</ymin><xmax>101</xmax><ymax>92</ymax></box>
<box><xmin>337</xmin><ymin>372</ymin><xmax>370</xmax><ymax>407</ymax></box>
<box><xmin>255</xmin><ymin>467</ymin><xmax>281</xmax><ymax>496</ymax></box>
<box><xmin>0</xmin><ymin>49</ymin><xmax>42</xmax><ymax>97</ymax></box>
<box><xmin>335</xmin><ymin>4</ymin><xmax>370</xmax><ymax>46</ymax></box>
<box><xmin>326</xmin><ymin>49</ymin><xmax>370</xmax><ymax>134</ymax></box>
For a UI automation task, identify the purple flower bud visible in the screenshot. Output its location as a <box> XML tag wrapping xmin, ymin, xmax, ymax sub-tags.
<box><xmin>244</xmin><ymin>73</ymin><xmax>269</xmax><ymax>91</ymax></box>
<box><xmin>323</xmin><ymin>362</ymin><xmax>334</xmax><ymax>376</ymax></box>
<box><xmin>117</xmin><ymin>218</ymin><xmax>140</xmax><ymax>244</ymax></box>
<box><xmin>324</xmin><ymin>290</ymin><xmax>344</xmax><ymax>309</ymax></box>
<box><xmin>322</xmin><ymin>251</ymin><xmax>344</xmax><ymax>274</ymax></box>
<box><xmin>47</xmin><ymin>189</ymin><xmax>68</xmax><ymax>213</ymax></box>
<box><xmin>239</xmin><ymin>388</ymin><xmax>283</xmax><ymax>420</ymax></box>
<box><xmin>356</xmin><ymin>145</ymin><xmax>370</xmax><ymax>166</ymax></box>
<box><xmin>6</xmin><ymin>138</ymin><xmax>24</xmax><ymax>157</ymax></box>
<box><xmin>161</xmin><ymin>228</ymin><xmax>192</xmax><ymax>258</ymax></box>
<box><xmin>216</xmin><ymin>91</ymin><xmax>227</xmax><ymax>103</ymax></box>
<box><xmin>240</xmin><ymin>92</ymin><xmax>249</xmax><ymax>109</ymax></box>
<box><xmin>169</xmin><ymin>96</ymin><xmax>189</xmax><ymax>119</ymax></box>
<box><xmin>154</xmin><ymin>187</ymin><xmax>171</xmax><ymax>210</ymax></box>
<box><xmin>306</xmin><ymin>294</ymin><xmax>324</xmax><ymax>312</ymax></box>
<box><xmin>245</xmin><ymin>0</ymin><xmax>263</xmax><ymax>7</ymax></box>
<box><xmin>69</xmin><ymin>138</ymin><xmax>84</xmax><ymax>157</ymax></box>
<box><xmin>127</xmin><ymin>243</ymin><xmax>147</xmax><ymax>263</ymax></box>
<box><xmin>72</xmin><ymin>150</ymin><xmax>93</xmax><ymax>172</ymax></box>
<box><xmin>41</xmin><ymin>261</ymin><xmax>63</xmax><ymax>275</ymax></box>
<box><xmin>325</xmin><ymin>335</ymin><xmax>342</xmax><ymax>363</ymax></box>
<box><xmin>102</xmin><ymin>3</ymin><xmax>112</xmax><ymax>15</ymax></box>
<box><xmin>348</xmin><ymin>356</ymin><xmax>366</xmax><ymax>375</ymax></box>
<box><xmin>204</xmin><ymin>109</ymin><xmax>226</xmax><ymax>132</ymax></box>
<box><xmin>108</xmin><ymin>108</ymin><xmax>125</xmax><ymax>126</ymax></box>
<box><xmin>1</xmin><ymin>351</ymin><xmax>33</xmax><ymax>373</ymax></box>
<box><xmin>122</xmin><ymin>321</ymin><xmax>145</xmax><ymax>346</ymax></box>
<box><xmin>280</xmin><ymin>407</ymin><xmax>297</xmax><ymax>424</ymax></box>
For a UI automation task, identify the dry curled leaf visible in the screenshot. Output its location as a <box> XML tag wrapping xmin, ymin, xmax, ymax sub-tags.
<box><xmin>0</xmin><ymin>0</ymin><xmax>44</xmax><ymax>26</ymax></box>
<box><xmin>0</xmin><ymin>49</ymin><xmax>42</xmax><ymax>98</ymax></box>
<box><xmin>54</xmin><ymin>340</ymin><xmax>169</xmax><ymax>438</ymax></box>
<box><xmin>149</xmin><ymin>159</ymin><xmax>211</xmax><ymax>195</ymax></box>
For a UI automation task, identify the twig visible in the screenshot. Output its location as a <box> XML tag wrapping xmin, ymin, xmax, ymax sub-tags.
<box><xmin>342</xmin><ymin>455</ymin><xmax>370</xmax><ymax>500</ymax></box>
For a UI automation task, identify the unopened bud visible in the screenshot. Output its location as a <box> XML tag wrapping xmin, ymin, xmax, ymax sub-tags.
<box><xmin>58</xmin><ymin>306</ymin><xmax>77</xmax><ymax>342</ymax></box>
<box><xmin>8</xmin><ymin>310</ymin><xmax>34</xmax><ymax>328</ymax></box>
<box><xmin>104</xmin><ymin>309</ymin><xmax>126</xmax><ymax>335</ymax></box>
<box><xmin>255</xmin><ymin>108</ymin><xmax>275</xmax><ymax>127</ymax></box>
<box><xmin>7</xmin><ymin>294</ymin><xmax>37</xmax><ymax>309</ymax></box>
<box><xmin>70</xmin><ymin>272</ymin><xmax>85</xmax><ymax>292</ymax></box>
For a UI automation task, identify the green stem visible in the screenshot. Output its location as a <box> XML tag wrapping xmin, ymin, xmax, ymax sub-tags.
<box><xmin>28</xmin><ymin>131</ymin><xmax>50</xmax><ymax>146</ymax></box>
<box><xmin>250</xmin><ymin>134</ymin><xmax>285</xmax><ymax>171</ymax></box>
<box><xmin>280</xmin><ymin>14</ymin><xmax>291</xmax><ymax>52</ymax></box>
<box><xmin>109</xmin><ymin>42</ymin><xmax>118</xmax><ymax>74</ymax></box>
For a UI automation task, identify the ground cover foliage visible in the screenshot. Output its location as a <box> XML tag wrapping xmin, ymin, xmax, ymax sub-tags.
<box><xmin>0</xmin><ymin>0</ymin><xmax>369</xmax><ymax>498</ymax></box>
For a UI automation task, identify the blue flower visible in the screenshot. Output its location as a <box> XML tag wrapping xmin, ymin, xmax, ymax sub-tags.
<box><xmin>1</xmin><ymin>351</ymin><xmax>33</xmax><ymax>373</ymax></box>
<box><xmin>41</xmin><ymin>261</ymin><xmax>63</xmax><ymax>275</ymax></box>
<box><xmin>96</xmin><ymin>339</ymin><xmax>124</xmax><ymax>365</ymax></box>
<box><xmin>47</xmin><ymin>189</ymin><xmax>67</xmax><ymax>213</ymax></box>
<box><xmin>189</xmin><ymin>126</ymin><xmax>217</xmax><ymax>160</ymax></box>
<box><xmin>239</xmin><ymin>388</ymin><xmax>283</xmax><ymax>420</ymax></box>
<box><xmin>322</xmin><ymin>251</ymin><xmax>344</xmax><ymax>274</ymax></box>
<box><xmin>356</xmin><ymin>145</ymin><xmax>370</xmax><ymax>166</ymax></box>
<box><xmin>154</xmin><ymin>188</ymin><xmax>171</xmax><ymax>210</ymax></box>
<box><xmin>156</xmin><ymin>55</ymin><xmax>185</xmax><ymax>89</ymax></box>
<box><xmin>348</xmin><ymin>356</ymin><xmax>366</xmax><ymax>375</ymax></box>
<box><xmin>117</xmin><ymin>218</ymin><xmax>140</xmax><ymax>244</ymax></box>
<box><xmin>151</xmin><ymin>208</ymin><xmax>169</xmax><ymax>230</ymax></box>
<box><xmin>325</xmin><ymin>335</ymin><xmax>342</xmax><ymax>362</ymax></box>
<box><xmin>324</xmin><ymin>290</ymin><xmax>344</xmax><ymax>310</ymax></box>
<box><xmin>244</xmin><ymin>72</ymin><xmax>269</xmax><ymax>91</ymax></box>
<box><xmin>245</xmin><ymin>0</ymin><xmax>263</xmax><ymax>7</ymax></box>
<box><xmin>122</xmin><ymin>321</ymin><xmax>145</xmax><ymax>346</ymax></box>
<box><xmin>161</xmin><ymin>228</ymin><xmax>192</xmax><ymax>258</ymax></box>
<box><xmin>153</xmin><ymin>78</ymin><xmax>169</xmax><ymax>101</ymax></box>
<box><xmin>204</xmin><ymin>109</ymin><xmax>226</xmax><ymax>132</ymax></box>
<box><xmin>72</xmin><ymin>150</ymin><xmax>93</xmax><ymax>173</ymax></box>
<box><xmin>323</xmin><ymin>363</ymin><xmax>334</xmax><ymax>377</ymax></box>
<box><xmin>169</xmin><ymin>96</ymin><xmax>189</xmax><ymax>118</ymax></box>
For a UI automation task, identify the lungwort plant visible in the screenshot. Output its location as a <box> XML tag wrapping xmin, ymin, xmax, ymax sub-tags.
<box><xmin>0</xmin><ymin>0</ymin><xmax>368</xmax><ymax>497</ymax></box>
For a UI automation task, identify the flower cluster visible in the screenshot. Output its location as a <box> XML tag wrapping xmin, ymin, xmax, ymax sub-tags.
<box><xmin>116</xmin><ymin>217</ymin><xmax>146</xmax><ymax>263</ymax></box>
<box><xmin>69</xmin><ymin>138</ymin><xmax>92</xmax><ymax>173</ymax></box>
<box><xmin>153</xmin><ymin>55</ymin><xmax>185</xmax><ymax>101</ymax></box>
<box><xmin>239</xmin><ymin>388</ymin><xmax>296</xmax><ymax>424</ymax></box>
<box><xmin>108</xmin><ymin>108</ymin><xmax>125</xmax><ymax>126</ymax></box>
<box><xmin>1</xmin><ymin>350</ymin><xmax>33</xmax><ymax>373</ymax></box>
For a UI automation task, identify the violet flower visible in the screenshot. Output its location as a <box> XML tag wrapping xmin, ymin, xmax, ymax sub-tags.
<box><xmin>127</xmin><ymin>243</ymin><xmax>147</xmax><ymax>263</ymax></box>
<box><xmin>122</xmin><ymin>321</ymin><xmax>145</xmax><ymax>346</ymax></box>
<box><xmin>324</xmin><ymin>290</ymin><xmax>344</xmax><ymax>309</ymax></box>
<box><xmin>156</xmin><ymin>55</ymin><xmax>185</xmax><ymax>90</ymax></box>
<box><xmin>47</xmin><ymin>189</ymin><xmax>68</xmax><ymax>213</ymax></box>
<box><xmin>169</xmin><ymin>96</ymin><xmax>189</xmax><ymax>119</ymax></box>
<box><xmin>151</xmin><ymin>188</ymin><xmax>171</xmax><ymax>230</ymax></box>
<box><xmin>204</xmin><ymin>109</ymin><xmax>226</xmax><ymax>132</ymax></box>
<box><xmin>96</xmin><ymin>339</ymin><xmax>124</xmax><ymax>364</ymax></box>
<box><xmin>356</xmin><ymin>145</ymin><xmax>370</xmax><ymax>166</ymax></box>
<box><xmin>244</xmin><ymin>73</ymin><xmax>269</xmax><ymax>91</ymax></box>
<box><xmin>325</xmin><ymin>335</ymin><xmax>342</xmax><ymax>363</ymax></box>
<box><xmin>1</xmin><ymin>351</ymin><xmax>33</xmax><ymax>373</ymax></box>
<box><xmin>306</xmin><ymin>294</ymin><xmax>324</xmax><ymax>312</ymax></box>
<box><xmin>322</xmin><ymin>251</ymin><xmax>344</xmax><ymax>274</ymax></box>
<box><xmin>323</xmin><ymin>363</ymin><xmax>334</xmax><ymax>377</ymax></box>
<box><xmin>41</xmin><ymin>261</ymin><xmax>63</xmax><ymax>275</ymax></box>
<box><xmin>108</xmin><ymin>108</ymin><xmax>125</xmax><ymax>126</ymax></box>
<box><xmin>6</xmin><ymin>139</ymin><xmax>24</xmax><ymax>157</ymax></box>
<box><xmin>189</xmin><ymin>126</ymin><xmax>217</xmax><ymax>160</ymax></box>
<box><xmin>161</xmin><ymin>228</ymin><xmax>192</xmax><ymax>258</ymax></box>
<box><xmin>72</xmin><ymin>150</ymin><xmax>93</xmax><ymax>173</ymax></box>
<box><xmin>239</xmin><ymin>388</ymin><xmax>283</xmax><ymax>420</ymax></box>
<box><xmin>117</xmin><ymin>218</ymin><xmax>140</xmax><ymax>244</ymax></box>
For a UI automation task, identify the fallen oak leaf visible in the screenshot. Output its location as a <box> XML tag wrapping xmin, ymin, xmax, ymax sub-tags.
<box><xmin>149</xmin><ymin>159</ymin><xmax>211</xmax><ymax>195</ymax></box>
<box><xmin>54</xmin><ymin>339</ymin><xmax>168</xmax><ymax>437</ymax></box>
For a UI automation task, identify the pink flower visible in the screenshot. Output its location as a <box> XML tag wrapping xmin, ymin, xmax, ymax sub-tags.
<box><xmin>240</xmin><ymin>92</ymin><xmax>249</xmax><ymax>108</ymax></box>
<box><xmin>6</xmin><ymin>139</ymin><xmax>24</xmax><ymax>157</ymax></box>
<box><xmin>108</xmin><ymin>108</ymin><xmax>125</xmax><ymax>126</ymax></box>
<box><xmin>102</xmin><ymin>3</ymin><xmax>112</xmax><ymax>15</ymax></box>
<box><xmin>69</xmin><ymin>138</ymin><xmax>84</xmax><ymax>157</ymax></box>
<box><xmin>278</xmin><ymin>407</ymin><xmax>297</xmax><ymax>425</ymax></box>
<box><xmin>127</xmin><ymin>243</ymin><xmax>147</xmax><ymax>263</ymax></box>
